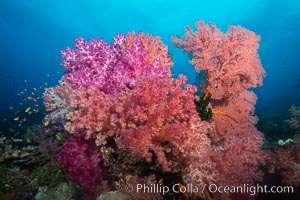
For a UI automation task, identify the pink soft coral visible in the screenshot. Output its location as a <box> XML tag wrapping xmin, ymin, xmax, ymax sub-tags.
<box><xmin>117</xmin><ymin>76</ymin><xmax>213</xmax><ymax>173</ymax></box>
<box><xmin>64</xmin><ymin>86</ymin><xmax>120</xmax><ymax>146</ymax></box>
<box><xmin>64</xmin><ymin>75</ymin><xmax>216</xmax><ymax>187</ymax></box>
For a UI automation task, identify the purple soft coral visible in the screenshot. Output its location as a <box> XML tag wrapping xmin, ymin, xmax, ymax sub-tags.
<box><xmin>60</xmin><ymin>32</ymin><xmax>172</xmax><ymax>94</ymax></box>
<box><xmin>57</xmin><ymin>130</ymin><xmax>104</xmax><ymax>194</ymax></box>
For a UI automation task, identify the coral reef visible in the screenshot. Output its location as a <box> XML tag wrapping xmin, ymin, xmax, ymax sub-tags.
<box><xmin>97</xmin><ymin>190</ymin><xmax>133</xmax><ymax>200</ymax></box>
<box><xmin>0</xmin><ymin>121</ymin><xmax>67</xmax><ymax>198</ymax></box>
<box><xmin>0</xmin><ymin>134</ymin><xmax>47</xmax><ymax>167</ymax></box>
<box><xmin>0</xmin><ymin>163</ymin><xmax>65</xmax><ymax>197</ymax></box>
<box><xmin>35</xmin><ymin>182</ymin><xmax>78</xmax><ymax>200</ymax></box>
<box><xmin>270</xmin><ymin>106</ymin><xmax>300</xmax><ymax>188</ymax></box>
<box><xmin>41</xmin><ymin>25</ymin><xmax>271</xmax><ymax>199</ymax></box>
<box><xmin>286</xmin><ymin>105</ymin><xmax>300</xmax><ymax>133</ymax></box>
<box><xmin>26</xmin><ymin>121</ymin><xmax>68</xmax><ymax>162</ymax></box>
<box><xmin>274</xmin><ymin>134</ymin><xmax>300</xmax><ymax>187</ymax></box>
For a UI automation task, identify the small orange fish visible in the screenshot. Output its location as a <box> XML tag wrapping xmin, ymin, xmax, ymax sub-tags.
<box><xmin>44</xmin><ymin>120</ymin><xmax>50</xmax><ymax>127</ymax></box>
<box><xmin>14</xmin><ymin>116</ymin><xmax>19</xmax><ymax>121</ymax></box>
<box><xmin>27</xmin><ymin>96</ymin><xmax>35</xmax><ymax>101</ymax></box>
<box><xmin>25</xmin><ymin>107</ymin><xmax>31</xmax><ymax>113</ymax></box>
<box><xmin>158</xmin><ymin>178</ymin><xmax>163</xmax><ymax>185</ymax></box>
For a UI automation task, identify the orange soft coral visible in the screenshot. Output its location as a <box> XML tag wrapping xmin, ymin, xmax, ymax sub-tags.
<box><xmin>173</xmin><ymin>21</ymin><xmax>268</xmax><ymax>199</ymax></box>
<box><xmin>172</xmin><ymin>21</ymin><xmax>265</xmax><ymax>99</ymax></box>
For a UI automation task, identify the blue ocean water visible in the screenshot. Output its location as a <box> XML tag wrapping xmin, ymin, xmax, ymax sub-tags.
<box><xmin>0</xmin><ymin>1</ymin><xmax>300</xmax><ymax>199</ymax></box>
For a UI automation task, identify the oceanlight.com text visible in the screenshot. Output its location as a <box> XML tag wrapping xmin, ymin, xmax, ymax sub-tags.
<box><xmin>124</xmin><ymin>183</ymin><xmax>294</xmax><ymax>196</ymax></box>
